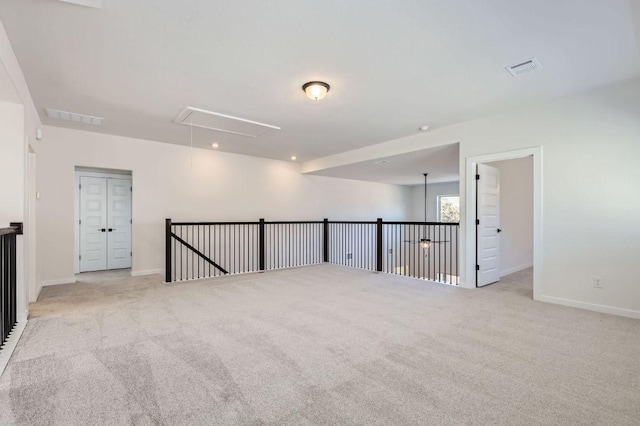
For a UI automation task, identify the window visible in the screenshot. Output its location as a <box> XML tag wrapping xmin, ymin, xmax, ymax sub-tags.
<box><xmin>438</xmin><ymin>195</ymin><xmax>460</xmax><ymax>223</ymax></box>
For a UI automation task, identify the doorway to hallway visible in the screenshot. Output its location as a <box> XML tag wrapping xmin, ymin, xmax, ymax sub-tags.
<box><xmin>465</xmin><ymin>147</ymin><xmax>542</xmax><ymax>298</ymax></box>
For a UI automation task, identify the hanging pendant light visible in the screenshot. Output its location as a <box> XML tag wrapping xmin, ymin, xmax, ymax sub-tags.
<box><xmin>420</xmin><ymin>173</ymin><xmax>431</xmax><ymax>250</ymax></box>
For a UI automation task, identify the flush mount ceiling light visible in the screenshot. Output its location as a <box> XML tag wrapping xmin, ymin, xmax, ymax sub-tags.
<box><xmin>45</xmin><ymin>108</ymin><xmax>103</xmax><ymax>125</ymax></box>
<box><xmin>419</xmin><ymin>125</ymin><xmax>429</xmax><ymax>131</ymax></box>
<box><xmin>302</xmin><ymin>81</ymin><xmax>330</xmax><ymax>101</ymax></box>
<box><xmin>290</xmin><ymin>156</ymin><xmax>297</xmax><ymax>161</ymax></box>
<box><xmin>211</xmin><ymin>142</ymin><xmax>219</xmax><ymax>148</ymax></box>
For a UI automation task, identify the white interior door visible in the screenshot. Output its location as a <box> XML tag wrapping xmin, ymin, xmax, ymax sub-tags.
<box><xmin>80</xmin><ymin>177</ymin><xmax>107</xmax><ymax>272</ymax></box>
<box><xmin>106</xmin><ymin>178</ymin><xmax>132</xmax><ymax>269</ymax></box>
<box><xmin>477</xmin><ymin>163</ymin><xmax>501</xmax><ymax>287</ymax></box>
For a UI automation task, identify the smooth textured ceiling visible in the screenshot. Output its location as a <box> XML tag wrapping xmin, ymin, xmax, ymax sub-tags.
<box><xmin>309</xmin><ymin>144</ymin><xmax>460</xmax><ymax>186</ymax></box>
<box><xmin>1</xmin><ymin>0</ymin><xmax>639</xmax><ymax>162</ymax></box>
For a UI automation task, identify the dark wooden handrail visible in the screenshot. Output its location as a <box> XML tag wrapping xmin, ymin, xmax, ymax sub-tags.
<box><xmin>0</xmin><ymin>223</ymin><xmax>22</xmax><ymax>237</ymax></box>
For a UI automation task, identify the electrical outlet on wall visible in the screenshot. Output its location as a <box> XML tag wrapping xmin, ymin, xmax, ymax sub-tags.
<box><xmin>593</xmin><ymin>277</ymin><xmax>603</xmax><ymax>288</ymax></box>
<box><xmin>346</xmin><ymin>253</ymin><xmax>353</xmax><ymax>260</ymax></box>
<box><xmin>388</xmin><ymin>248</ymin><xmax>393</xmax><ymax>254</ymax></box>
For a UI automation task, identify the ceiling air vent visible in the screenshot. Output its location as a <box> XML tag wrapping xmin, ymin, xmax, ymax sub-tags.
<box><xmin>45</xmin><ymin>108</ymin><xmax>103</xmax><ymax>125</ymax></box>
<box><xmin>174</xmin><ymin>107</ymin><xmax>280</xmax><ymax>138</ymax></box>
<box><xmin>506</xmin><ymin>57</ymin><xmax>542</xmax><ymax>76</ymax></box>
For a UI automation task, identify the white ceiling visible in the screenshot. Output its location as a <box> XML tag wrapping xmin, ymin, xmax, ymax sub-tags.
<box><xmin>309</xmin><ymin>144</ymin><xmax>459</xmax><ymax>186</ymax></box>
<box><xmin>1</xmin><ymin>0</ymin><xmax>639</xmax><ymax>162</ymax></box>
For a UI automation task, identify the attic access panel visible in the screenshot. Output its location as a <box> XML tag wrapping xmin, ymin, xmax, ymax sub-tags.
<box><xmin>174</xmin><ymin>107</ymin><xmax>281</xmax><ymax>138</ymax></box>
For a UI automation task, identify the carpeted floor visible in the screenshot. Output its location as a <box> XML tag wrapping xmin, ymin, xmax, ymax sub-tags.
<box><xmin>0</xmin><ymin>265</ymin><xmax>638</xmax><ymax>425</ymax></box>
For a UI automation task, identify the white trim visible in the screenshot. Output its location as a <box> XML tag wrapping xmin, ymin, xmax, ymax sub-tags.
<box><xmin>33</xmin><ymin>284</ymin><xmax>43</xmax><ymax>302</ymax></box>
<box><xmin>500</xmin><ymin>262</ymin><xmax>533</xmax><ymax>277</ymax></box>
<box><xmin>539</xmin><ymin>295</ymin><xmax>640</xmax><ymax>320</ymax></box>
<box><xmin>130</xmin><ymin>269</ymin><xmax>163</xmax><ymax>277</ymax></box>
<box><xmin>464</xmin><ymin>147</ymin><xmax>543</xmax><ymax>302</ymax></box>
<box><xmin>0</xmin><ymin>320</ymin><xmax>27</xmax><ymax>376</ymax></box>
<box><xmin>40</xmin><ymin>277</ymin><xmax>77</xmax><ymax>287</ymax></box>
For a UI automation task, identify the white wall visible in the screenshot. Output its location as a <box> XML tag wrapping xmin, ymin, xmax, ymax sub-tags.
<box><xmin>303</xmin><ymin>77</ymin><xmax>640</xmax><ymax>318</ymax></box>
<box><xmin>1</xmin><ymin>16</ymin><xmax>42</xmax><ymax>312</ymax></box>
<box><xmin>0</xmin><ymin>92</ymin><xmax>28</xmax><ymax>321</ymax></box>
<box><xmin>408</xmin><ymin>181</ymin><xmax>459</xmax><ymax>222</ymax></box>
<box><xmin>36</xmin><ymin>126</ymin><xmax>410</xmax><ymax>284</ymax></box>
<box><xmin>0</xmin><ymin>100</ymin><xmax>24</xmax><ymax>227</ymax></box>
<box><xmin>486</xmin><ymin>157</ymin><xmax>533</xmax><ymax>277</ymax></box>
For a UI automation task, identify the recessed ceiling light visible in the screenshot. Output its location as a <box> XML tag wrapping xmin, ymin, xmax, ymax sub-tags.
<box><xmin>419</xmin><ymin>125</ymin><xmax>429</xmax><ymax>131</ymax></box>
<box><xmin>302</xmin><ymin>81</ymin><xmax>330</xmax><ymax>101</ymax></box>
<box><xmin>211</xmin><ymin>142</ymin><xmax>219</xmax><ymax>148</ymax></box>
<box><xmin>290</xmin><ymin>156</ymin><xmax>297</xmax><ymax>161</ymax></box>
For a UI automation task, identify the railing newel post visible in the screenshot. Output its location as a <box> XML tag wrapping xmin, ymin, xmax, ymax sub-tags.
<box><xmin>376</xmin><ymin>218</ymin><xmax>383</xmax><ymax>272</ymax></box>
<box><xmin>165</xmin><ymin>218</ymin><xmax>172</xmax><ymax>283</ymax></box>
<box><xmin>323</xmin><ymin>218</ymin><xmax>329</xmax><ymax>263</ymax></box>
<box><xmin>259</xmin><ymin>218</ymin><xmax>265</xmax><ymax>271</ymax></box>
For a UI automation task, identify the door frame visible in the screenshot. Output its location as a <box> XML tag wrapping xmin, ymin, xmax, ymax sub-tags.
<box><xmin>74</xmin><ymin>169</ymin><xmax>132</xmax><ymax>274</ymax></box>
<box><xmin>464</xmin><ymin>147</ymin><xmax>543</xmax><ymax>299</ymax></box>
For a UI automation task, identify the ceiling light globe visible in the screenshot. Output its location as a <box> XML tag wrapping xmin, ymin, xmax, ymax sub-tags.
<box><xmin>303</xmin><ymin>81</ymin><xmax>330</xmax><ymax>101</ymax></box>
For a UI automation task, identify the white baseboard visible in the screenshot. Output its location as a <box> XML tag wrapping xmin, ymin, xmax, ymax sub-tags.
<box><xmin>130</xmin><ymin>269</ymin><xmax>163</xmax><ymax>277</ymax></box>
<box><xmin>500</xmin><ymin>262</ymin><xmax>533</xmax><ymax>277</ymax></box>
<box><xmin>40</xmin><ymin>277</ymin><xmax>77</xmax><ymax>287</ymax></box>
<box><xmin>32</xmin><ymin>284</ymin><xmax>43</xmax><ymax>303</ymax></box>
<box><xmin>0</xmin><ymin>320</ymin><xmax>27</xmax><ymax>376</ymax></box>
<box><xmin>538</xmin><ymin>295</ymin><xmax>640</xmax><ymax>320</ymax></box>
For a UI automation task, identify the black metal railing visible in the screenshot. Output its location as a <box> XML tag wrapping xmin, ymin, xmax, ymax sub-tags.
<box><xmin>1</xmin><ymin>222</ymin><xmax>22</xmax><ymax>351</ymax></box>
<box><xmin>165</xmin><ymin>218</ymin><xmax>459</xmax><ymax>285</ymax></box>
<box><xmin>381</xmin><ymin>222</ymin><xmax>459</xmax><ymax>285</ymax></box>
<box><xmin>326</xmin><ymin>221</ymin><xmax>377</xmax><ymax>270</ymax></box>
<box><xmin>264</xmin><ymin>221</ymin><xmax>324</xmax><ymax>271</ymax></box>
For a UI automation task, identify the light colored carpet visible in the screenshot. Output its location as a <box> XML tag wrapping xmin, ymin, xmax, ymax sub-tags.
<box><xmin>0</xmin><ymin>265</ymin><xmax>638</xmax><ymax>425</ymax></box>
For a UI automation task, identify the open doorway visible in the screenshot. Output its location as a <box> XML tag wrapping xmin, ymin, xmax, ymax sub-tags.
<box><xmin>74</xmin><ymin>167</ymin><xmax>132</xmax><ymax>274</ymax></box>
<box><xmin>476</xmin><ymin>156</ymin><xmax>533</xmax><ymax>288</ymax></box>
<box><xmin>466</xmin><ymin>147</ymin><xmax>542</xmax><ymax>299</ymax></box>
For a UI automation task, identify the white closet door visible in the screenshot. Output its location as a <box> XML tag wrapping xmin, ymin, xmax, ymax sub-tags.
<box><xmin>477</xmin><ymin>163</ymin><xmax>501</xmax><ymax>287</ymax></box>
<box><xmin>106</xmin><ymin>178</ymin><xmax>132</xmax><ymax>269</ymax></box>
<box><xmin>80</xmin><ymin>177</ymin><xmax>107</xmax><ymax>272</ymax></box>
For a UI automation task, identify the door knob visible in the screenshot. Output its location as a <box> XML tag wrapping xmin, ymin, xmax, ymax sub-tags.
<box><xmin>108</xmin><ymin>228</ymin><xmax>115</xmax><ymax>232</ymax></box>
<box><xmin>99</xmin><ymin>228</ymin><xmax>106</xmax><ymax>232</ymax></box>
<box><xmin>497</xmin><ymin>228</ymin><xmax>502</xmax><ymax>233</ymax></box>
